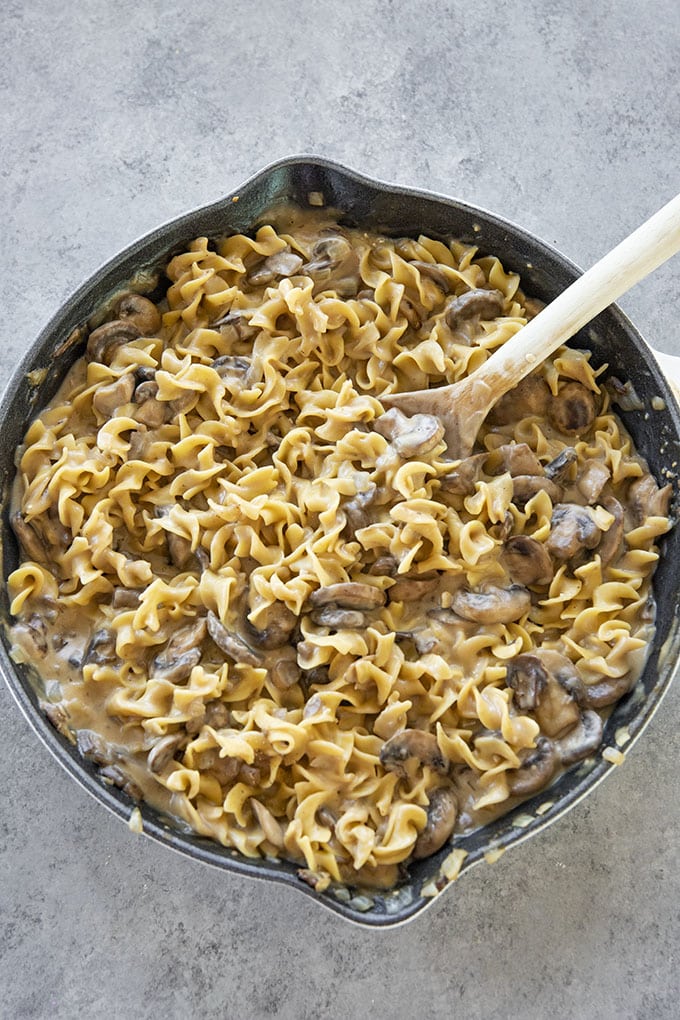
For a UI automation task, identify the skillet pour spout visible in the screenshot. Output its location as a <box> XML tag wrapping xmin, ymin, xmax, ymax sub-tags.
<box><xmin>1</xmin><ymin>156</ymin><xmax>679</xmax><ymax>927</ymax></box>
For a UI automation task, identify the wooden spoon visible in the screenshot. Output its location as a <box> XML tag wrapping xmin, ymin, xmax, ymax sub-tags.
<box><xmin>382</xmin><ymin>192</ymin><xmax>680</xmax><ymax>459</ymax></box>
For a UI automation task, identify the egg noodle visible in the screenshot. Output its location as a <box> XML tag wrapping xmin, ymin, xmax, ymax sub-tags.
<box><xmin>7</xmin><ymin>207</ymin><xmax>671</xmax><ymax>890</ymax></box>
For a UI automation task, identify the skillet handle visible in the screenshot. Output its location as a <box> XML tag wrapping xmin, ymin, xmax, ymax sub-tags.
<box><xmin>650</xmin><ymin>347</ymin><xmax>680</xmax><ymax>401</ymax></box>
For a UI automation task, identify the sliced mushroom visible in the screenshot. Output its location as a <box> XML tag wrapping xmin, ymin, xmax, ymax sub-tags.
<box><xmin>99</xmin><ymin>764</ymin><xmax>142</xmax><ymax>801</ymax></box>
<box><xmin>251</xmin><ymin>798</ymin><xmax>285</xmax><ymax>847</ymax></box>
<box><xmin>111</xmin><ymin>587</ymin><xmax>142</xmax><ymax>609</ymax></box>
<box><xmin>151</xmin><ymin>648</ymin><xmax>201</xmax><ymax>683</ymax></box>
<box><xmin>14</xmin><ymin>613</ymin><xmax>48</xmax><ymax>656</ymax></box>
<box><xmin>374</xmin><ymin>408</ymin><xmax>444</xmax><ymax>458</ymax></box>
<box><xmin>409</xmin><ymin>260</ymin><xmax>451</xmax><ymax>293</ymax></box>
<box><xmin>380</xmin><ymin>729</ymin><xmax>448</xmax><ymax>775</ymax></box>
<box><xmin>451</xmin><ymin>585</ymin><xmax>531</xmax><ymax>624</ymax></box>
<box><xmin>494</xmin><ymin>443</ymin><xmax>543</xmax><ymax>476</ymax></box>
<box><xmin>247</xmin><ymin>251</ymin><xmax>304</xmax><ymax>285</ymax></box>
<box><xmin>545</xmin><ymin>504</ymin><xmax>601</xmax><ymax>561</ymax></box>
<box><xmin>388</xmin><ymin>572</ymin><xmax>440</xmax><ymax>602</ymax></box>
<box><xmin>270</xmin><ymin>658</ymin><xmax>302</xmax><ymax>691</ymax></box>
<box><xmin>310</xmin><ymin>607</ymin><xmax>367</xmax><ymax>629</ymax></box>
<box><xmin>488</xmin><ymin>374</ymin><xmax>551</xmax><ymax>426</ymax></box>
<box><xmin>580</xmin><ymin>672</ymin><xmax>636</xmax><ymax>709</ymax></box>
<box><xmin>86</xmin><ymin>320</ymin><xmax>142</xmax><ymax>364</ymax></box>
<box><xmin>134</xmin><ymin>380</ymin><xmax>159</xmax><ymax>403</ymax></box>
<box><xmin>554</xmin><ymin>709</ymin><xmax>603</xmax><ymax>766</ymax></box>
<box><xmin>246</xmin><ymin>602</ymin><xmax>297</xmax><ymax>649</ymax></box>
<box><xmin>83</xmin><ymin>628</ymin><xmax>117</xmax><ymax>666</ymax></box>
<box><xmin>439</xmin><ymin>452</ymin><xmax>488</xmax><ymax>495</ymax></box>
<box><xmin>399</xmin><ymin>297</ymin><xmax>421</xmax><ymax>330</ymax></box>
<box><xmin>147</xmin><ymin>733</ymin><xmax>184</xmax><ymax>774</ymax></box>
<box><xmin>343</xmin><ymin>486</ymin><xmax>377</xmax><ymax>537</ymax></box>
<box><xmin>544</xmin><ymin>447</ymin><xmax>578</xmax><ymax>482</ymax></box>
<box><xmin>628</xmin><ymin>473</ymin><xmax>672</xmax><ymax>524</ymax></box>
<box><xmin>502</xmin><ymin>536</ymin><xmax>553</xmax><ymax>586</ymax></box>
<box><xmin>597</xmin><ymin>496</ymin><xmax>625</xmax><ymax>566</ymax></box>
<box><xmin>507</xmin><ymin>737</ymin><xmax>557</xmax><ymax>797</ymax></box>
<box><xmin>392</xmin><ymin>414</ymin><xmax>445</xmax><ymax>457</ymax></box>
<box><xmin>309</xmin><ymin>583</ymin><xmax>386</xmax><ymax>611</ymax></box>
<box><xmin>155</xmin><ymin>507</ymin><xmax>194</xmax><ymax>570</ymax></box>
<box><xmin>368</xmin><ymin>554</ymin><xmax>399</xmax><ymax>577</ymax></box>
<box><xmin>135</xmin><ymin>398</ymin><xmax>167</xmax><ymax>428</ymax></box>
<box><xmin>92</xmin><ymin>372</ymin><xmax>136</xmax><ymax>417</ymax></box>
<box><xmin>412</xmin><ymin>787</ymin><xmax>458</xmax><ymax>860</ymax></box>
<box><xmin>77</xmin><ymin>729</ymin><xmax>115</xmax><ymax>766</ymax></box>
<box><xmin>40</xmin><ymin>700</ymin><xmax>70</xmax><ymax>735</ymax></box>
<box><xmin>512</xmin><ymin>475</ymin><xmax>562</xmax><ymax>509</ymax></box>
<box><xmin>303</xmin><ymin>235</ymin><xmax>353</xmax><ymax>273</ymax></box>
<box><xmin>164</xmin><ymin>617</ymin><xmax>207</xmax><ymax>659</ymax></box>
<box><xmin>577</xmin><ymin>460</ymin><xmax>611</xmax><ymax>503</ymax></box>
<box><xmin>548</xmin><ymin>382</ymin><xmax>598</xmax><ymax>436</ymax></box>
<box><xmin>445</xmin><ymin>288</ymin><xmax>505</xmax><ymax>328</ymax></box>
<box><xmin>506</xmin><ymin>650</ymin><xmax>584</xmax><ymax>735</ymax></box>
<box><xmin>212</xmin><ymin>355</ymin><xmax>252</xmax><ymax>385</ymax></box>
<box><xmin>205</xmin><ymin>700</ymin><xmax>230</xmax><ymax>729</ymax></box>
<box><xmin>11</xmin><ymin>511</ymin><xmax>48</xmax><ymax>562</ymax></box>
<box><xmin>116</xmin><ymin>293</ymin><xmax>162</xmax><ymax>336</ymax></box>
<box><xmin>206</xmin><ymin>610</ymin><xmax>263</xmax><ymax>666</ymax></box>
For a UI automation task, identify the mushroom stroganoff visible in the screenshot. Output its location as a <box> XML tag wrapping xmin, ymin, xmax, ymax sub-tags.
<box><xmin>7</xmin><ymin>206</ymin><xmax>672</xmax><ymax>891</ymax></box>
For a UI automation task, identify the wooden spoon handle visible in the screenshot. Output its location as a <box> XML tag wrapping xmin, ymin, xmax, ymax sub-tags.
<box><xmin>469</xmin><ymin>190</ymin><xmax>680</xmax><ymax>403</ymax></box>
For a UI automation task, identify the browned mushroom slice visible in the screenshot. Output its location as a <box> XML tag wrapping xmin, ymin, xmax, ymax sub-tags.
<box><xmin>545</xmin><ymin>504</ymin><xmax>601</xmax><ymax>561</ymax></box>
<box><xmin>628</xmin><ymin>473</ymin><xmax>672</xmax><ymax>524</ymax></box>
<box><xmin>399</xmin><ymin>297</ymin><xmax>421</xmax><ymax>330</ymax></box>
<box><xmin>380</xmin><ymin>729</ymin><xmax>448</xmax><ymax>775</ymax></box>
<box><xmin>247</xmin><ymin>251</ymin><xmax>304</xmax><ymax>285</ymax></box>
<box><xmin>111</xmin><ymin>588</ymin><xmax>142</xmax><ymax>609</ymax></box>
<box><xmin>544</xmin><ymin>447</ymin><xmax>578</xmax><ymax>482</ymax></box>
<box><xmin>151</xmin><ymin>648</ymin><xmax>202</xmax><ymax>683</ymax></box>
<box><xmin>270</xmin><ymin>658</ymin><xmax>302</xmax><ymax>691</ymax></box>
<box><xmin>374</xmin><ymin>408</ymin><xmax>410</xmax><ymax>441</ymax></box>
<box><xmin>246</xmin><ymin>602</ymin><xmax>298</xmax><ymax>649</ymax></box>
<box><xmin>392</xmin><ymin>415</ymin><xmax>445</xmax><ymax>458</ymax></box>
<box><xmin>445</xmin><ymin>288</ymin><xmax>505</xmax><ymax>328</ymax></box>
<box><xmin>388</xmin><ymin>572</ymin><xmax>440</xmax><ymax>602</ymax></box>
<box><xmin>92</xmin><ymin>372</ymin><xmax>136</xmax><ymax>417</ymax></box>
<box><xmin>83</xmin><ymin>628</ymin><xmax>117</xmax><ymax>666</ymax></box>
<box><xmin>488</xmin><ymin>374</ymin><xmax>551</xmax><ymax>426</ymax></box>
<box><xmin>206</xmin><ymin>610</ymin><xmax>263</xmax><ymax>667</ymax></box>
<box><xmin>40</xmin><ymin>700</ymin><xmax>71</xmax><ymax>736</ymax></box>
<box><xmin>512</xmin><ymin>475</ymin><xmax>562</xmax><ymax>509</ymax></box>
<box><xmin>303</xmin><ymin>235</ymin><xmax>353</xmax><ymax>274</ymax></box>
<box><xmin>548</xmin><ymin>382</ymin><xmax>598</xmax><ymax>436</ymax></box>
<box><xmin>451</xmin><ymin>585</ymin><xmax>531</xmax><ymax>624</ymax></box>
<box><xmin>164</xmin><ymin>617</ymin><xmax>207</xmax><ymax>659</ymax></box>
<box><xmin>494</xmin><ymin>443</ymin><xmax>543</xmax><ymax>477</ymax></box>
<box><xmin>11</xmin><ymin>511</ymin><xmax>48</xmax><ymax>562</ymax></box>
<box><xmin>507</xmin><ymin>737</ymin><xmax>557</xmax><ymax>796</ymax></box>
<box><xmin>155</xmin><ymin>507</ymin><xmax>193</xmax><ymax>570</ymax></box>
<box><xmin>439</xmin><ymin>453</ymin><xmax>488</xmax><ymax>495</ymax></box>
<box><xmin>310</xmin><ymin>607</ymin><xmax>367</xmax><ymax>629</ymax></box>
<box><xmin>77</xmin><ymin>728</ymin><xmax>116</xmax><ymax>766</ymax></box>
<box><xmin>577</xmin><ymin>460</ymin><xmax>611</xmax><ymax>503</ymax></box>
<box><xmin>580</xmin><ymin>672</ymin><xmax>636</xmax><ymax>709</ymax></box>
<box><xmin>134</xmin><ymin>380</ymin><xmax>159</xmax><ymax>403</ymax></box>
<box><xmin>367</xmin><ymin>554</ymin><xmax>399</xmax><ymax>577</ymax></box>
<box><xmin>309</xmin><ymin>583</ymin><xmax>386</xmax><ymax>611</ymax></box>
<box><xmin>409</xmin><ymin>260</ymin><xmax>451</xmax><ymax>293</ymax></box>
<box><xmin>412</xmin><ymin>787</ymin><xmax>458</xmax><ymax>860</ymax></box>
<box><xmin>147</xmin><ymin>733</ymin><xmax>184</xmax><ymax>774</ymax></box>
<box><xmin>343</xmin><ymin>485</ymin><xmax>377</xmax><ymax>537</ymax></box>
<box><xmin>506</xmin><ymin>650</ymin><xmax>583</xmax><ymax>735</ymax></box>
<box><xmin>597</xmin><ymin>496</ymin><xmax>624</xmax><ymax>567</ymax></box>
<box><xmin>554</xmin><ymin>709</ymin><xmax>603</xmax><ymax>766</ymax></box>
<box><xmin>502</xmin><ymin>536</ymin><xmax>553</xmax><ymax>586</ymax></box>
<box><xmin>210</xmin><ymin>310</ymin><xmax>258</xmax><ymax>340</ymax></box>
<box><xmin>212</xmin><ymin>355</ymin><xmax>252</xmax><ymax>385</ymax></box>
<box><xmin>116</xmin><ymin>294</ymin><xmax>162</xmax><ymax>336</ymax></box>
<box><xmin>99</xmin><ymin>764</ymin><xmax>143</xmax><ymax>800</ymax></box>
<box><xmin>14</xmin><ymin>613</ymin><xmax>48</xmax><ymax>657</ymax></box>
<box><xmin>86</xmin><ymin>320</ymin><xmax>142</xmax><ymax>364</ymax></box>
<box><xmin>135</xmin><ymin>398</ymin><xmax>167</xmax><ymax>428</ymax></box>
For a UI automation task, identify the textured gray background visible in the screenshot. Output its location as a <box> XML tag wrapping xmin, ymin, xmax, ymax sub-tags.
<box><xmin>1</xmin><ymin>1</ymin><xmax>680</xmax><ymax>1018</ymax></box>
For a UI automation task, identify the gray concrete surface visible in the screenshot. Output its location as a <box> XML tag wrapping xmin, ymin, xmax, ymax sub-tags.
<box><xmin>2</xmin><ymin>1</ymin><xmax>680</xmax><ymax>1017</ymax></box>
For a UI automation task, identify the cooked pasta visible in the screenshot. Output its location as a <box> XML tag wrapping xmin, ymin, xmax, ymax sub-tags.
<box><xmin>7</xmin><ymin>206</ymin><xmax>672</xmax><ymax>891</ymax></box>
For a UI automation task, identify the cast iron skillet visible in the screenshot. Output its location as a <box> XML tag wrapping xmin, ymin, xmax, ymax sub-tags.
<box><xmin>2</xmin><ymin>156</ymin><xmax>679</xmax><ymax>927</ymax></box>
